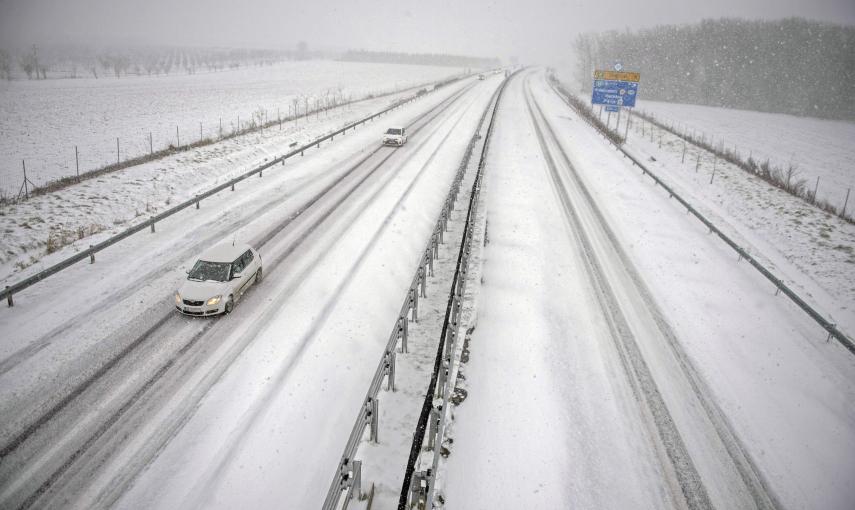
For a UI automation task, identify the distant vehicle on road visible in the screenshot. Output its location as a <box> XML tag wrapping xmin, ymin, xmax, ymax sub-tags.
<box><xmin>478</xmin><ymin>74</ymin><xmax>486</xmax><ymax>80</ymax></box>
<box><xmin>383</xmin><ymin>127</ymin><xmax>408</xmax><ymax>146</ymax></box>
<box><xmin>175</xmin><ymin>241</ymin><xmax>262</xmax><ymax>316</ymax></box>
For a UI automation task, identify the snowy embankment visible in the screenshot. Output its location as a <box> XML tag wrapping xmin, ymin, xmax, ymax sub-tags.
<box><xmin>0</xmin><ymin>76</ymin><xmax>466</xmax><ymax>284</ymax></box>
<box><xmin>0</xmin><ymin>60</ymin><xmax>463</xmax><ymax>194</ymax></box>
<box><xmin>611</xmin><ymin>101</ymin><xmax>855</xmax><ymax>336</ymax></box>
<box><xmin>637</xmin><ymin>99</ymin><xmax>855</xmax><ymax>211</ymax></box>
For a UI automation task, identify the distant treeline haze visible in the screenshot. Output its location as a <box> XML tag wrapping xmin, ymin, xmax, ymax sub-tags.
<box><xmin>340</xmin><ymin>50</ymin><xmax>500</xmax><ymax>69</ymax></box>
<box><xmin>573</xmin><ymin>18</ymin><xmax>855</xmax><ymax>121</ymax></box>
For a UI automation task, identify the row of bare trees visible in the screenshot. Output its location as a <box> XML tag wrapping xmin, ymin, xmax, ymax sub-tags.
<box><xmin>0</xmin><ymin>45</ymin><xmax>304</xmax><ymax>80</ymax></box>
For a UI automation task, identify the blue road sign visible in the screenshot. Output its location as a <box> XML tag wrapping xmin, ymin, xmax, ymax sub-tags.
<box><xmin>605</xmin><ymin>105</ymin><xmax>620</xmax><ymax>112</ymax></box>
<box><xmin>592</xmin><ymin>80</ymin><xmax>639</xmax><ymax>108</ymax></box>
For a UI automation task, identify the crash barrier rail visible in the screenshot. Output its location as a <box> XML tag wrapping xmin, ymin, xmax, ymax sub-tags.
<box><xmin>546</xmin><ymin>76</ymin><xmax>855</xmax><ymax>355</ymax></box>
<box><xmin>1</xmin><ymin>77</ymin><xmax>470</xmax><ymax>308</ymax></box>
<box><xmin>396</xmin><ymin>69</ymin><xmax>513</xmax><ymax>510</ymax></box>
<box><xmin>320</xmin><ymin>74</ymin><xmax>510</xmax><ymax>510</ymax></box>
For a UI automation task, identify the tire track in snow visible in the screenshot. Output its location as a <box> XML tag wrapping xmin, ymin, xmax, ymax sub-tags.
<box><xmin>1</xmin><ymin>80</ymin><xmax>485</xmax><ymax>510</ymax></box>
<box><xmin>523</xmin><ymin>73</ymin><xmax>779</xmax><ymax>510</ymax></box>
<box><xmin>0</xmin><ymin>81</ymin><xmax>480</xmax><ymax>510</ymax></box>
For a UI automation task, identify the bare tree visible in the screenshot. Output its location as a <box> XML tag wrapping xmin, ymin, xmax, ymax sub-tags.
<box><xmin>0</xmin><ymin>49</ymin><xmax>11</xmax><ymax>80</ymax></box>
<box><xmin>18</xmin><ymin>45</ymin><xmax>39</xmax><ymax>79</ymax></box>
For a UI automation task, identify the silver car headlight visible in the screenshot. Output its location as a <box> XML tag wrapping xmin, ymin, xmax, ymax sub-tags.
<box><xmin>175</xmin><ymin>293</ymin><xmax>182</xmax><ymax>305</ymax></box>
<box><xmin>207</xmin><ymin>295</ymin><xmax>222</xmax><ymax>306</ymax></box>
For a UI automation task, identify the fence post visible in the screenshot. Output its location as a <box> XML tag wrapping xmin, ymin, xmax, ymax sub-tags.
<box><xmin>75</xmin><ymin>145</ymin><xmax>80</xmax><ymax>182</ymax></box>
<box><xmin>623</xmin><ymin>108</ymin><xmax>631</xmax><ymax>141</ymax></box>
<box><xmin>176</xmin><ymin>126</ymin><xmax>180</xmax><ymax>149</ymax></box>
<box><xmin>149</xmin><ymin>132</ymin><xmax>153</xmax><ymax>155</ymax></box>
<box><xmin>21</xmin><ymin>160</ymin><xmax>29</xmax><ymax>199</ymax></box>
<box><xmin>812</xmin><ymin>176</ymin><xmax>820</xmax><ymax>204</ymax></box>
<box><xmin>116</xmin><ymin>137</ymin><xmax>120</xmax><ymax>164</ymax></box>
<box><xmin>200</xmin><ymin>121</ymin><xmax>202</xmax><ymax>143</ymax></box>
<box><xmin>695</xmin><ymin>152</ymin><xmax>700</xmax><ymax>172</ymax></box>
<box><xmin>842</xmin><ymin>188</ymin><xmax>851</xmax><ymax>218</ymax></box>
<box><xmin>681</xmin><ymin>140</ymin><xmax>686</xmax><ymax>164</ymax></box>
<box><xmin>710</xmin><ymin>157</ymin><xmax>717</xmax><ymax>184</ymax></box>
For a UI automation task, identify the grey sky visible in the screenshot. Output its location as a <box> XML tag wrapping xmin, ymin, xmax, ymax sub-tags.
<box><xmin>1</xmin><ymin>0</ymin><xmax>853</xmax><ymax>64</ymax></box>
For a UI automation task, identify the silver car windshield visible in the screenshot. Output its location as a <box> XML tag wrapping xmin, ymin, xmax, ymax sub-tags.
<box><xmin>188</xmin><ymin>260</ymin><xmax>230</xmax><ymax>282</ymax></box>
<box><xmin>385</xmin><ymin>128</ymin><xmax>402</xmax><ymax>135</ymax></box>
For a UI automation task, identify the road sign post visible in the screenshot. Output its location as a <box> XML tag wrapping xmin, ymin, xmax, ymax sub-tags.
<box><xmin>591</xmin><ymin>68</ymin><xmax>640</xmax><ymax>142</ymax></box>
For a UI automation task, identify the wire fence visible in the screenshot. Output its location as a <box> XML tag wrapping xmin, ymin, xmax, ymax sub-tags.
<box><xmin>0</xmin><ymin>75</ymin><xmax>465</xmax><ymax>203</ymax></box>
<box><xmin>0</xmin><ymin>75</ymin><xmax>468</xmax><ymax>306</ymax></box>
<box><xmin>549</xmin><ymin>75</ymin><xmax>855</xmax><ymax>355</ymax></box>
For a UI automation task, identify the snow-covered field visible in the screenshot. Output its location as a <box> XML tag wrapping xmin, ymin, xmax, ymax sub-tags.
<box><xmin>0</xmin><ymin>60</ymin><xmax>463</xmax><ymax>194</ymax></box>
<box><xmin>0</xmin><ymin>79</ymin><xmax>460</xmax><ymax>283</ymax></box>
<box><xmin>638</xmin><ymin>99</ymin><xmax>855</xmax><ymax>210</ymax></box>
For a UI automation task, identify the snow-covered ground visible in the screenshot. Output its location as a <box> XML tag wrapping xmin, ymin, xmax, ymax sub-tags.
<box><xmin>606</xmin><ymin>100</ymin><xmax>855</xmax><ymax>336</ymax></box>
<box><xmin>441</xmin><ymin>71</ymin><xmax>855</xmax><ymax>510</ymax></box>
<box><xmin>637</xmin><ymin>99</ymin><xmax>855</xmax><ymax>211</ymax></box>
<box><xmin>0</xmin><ymin>78</ymin><xmax>459</xmax><ymax>283</ymax></box>
<box><xmin>0</xmin><ymin>60</ymin><xmax>463</xmax><ymax>194</ymax></box>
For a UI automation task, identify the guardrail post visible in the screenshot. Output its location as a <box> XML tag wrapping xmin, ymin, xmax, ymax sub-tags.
<box><xmin>398</xmin><ymin>317</ymin><xmax>408</xmax><ymax>353</ymax></box>
<box><xmin>383</xmin><ymin>350</ymin><xmax>396</xmax><ymax>391</ymax></box>
<box><xmin>408</xmin><ymin>471</ymin><xmax>429</xmax><ymax>509</ymax></box>
<box><xmin>195</xmin><ymin>195</ymin><xmax>200</xmax><ymax>209</ymax></box>
<box><xmin>347</xmin><ymin>460</ymin><xmax>364</xmax><ymax>504</ymax></box>
<box><xmin>427</xmin><ymin>402</ymin><xmax>442</xmax><ymax>450</ymax></box>
<box><xmin>419</xmin><ymin>266</ymin><xmax>427</xmax><ymax>298</ymax></box>
<box><xmin>6</xmin><ymin>287</ymin><xmax>12</xmax><ymax>307</ymax></box>
<box><xmin>89</xmin><ymin>245</ymin><xmax>95</xmax><ymax>264</ymax></box>
<box><xmin>410</xmin><ymin>288</ymin><xmax>418</xmax><ymax>323</ymax></box>
<box><xmin>365</xmin><ymin>397</ymin><xmax>378</xmax><ymax>443</ymax></box>
<box><xmin>150</xmin><ymin>218</ymin><xmax>155</xmax><ymax>233</ymax></box>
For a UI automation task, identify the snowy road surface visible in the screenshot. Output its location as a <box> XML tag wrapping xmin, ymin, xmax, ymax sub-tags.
<box><xmin>0</xmin><ymin>74</ymin><xmax>502</xmax><ymax>508</ymax></box>
<box><xmin>1</xmin><ymin>68</ymin><xmax>853</xmax><ymax>510</ymax></box>
<box><xmin>443</xmin><ymin>71</ymin><xmax>855</xmax><ymax>510</ymax></box>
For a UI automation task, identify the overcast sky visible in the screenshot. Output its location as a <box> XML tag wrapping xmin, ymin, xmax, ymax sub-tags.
<box><xmin>1</xmin><ymin>0</ymin><xmax>853</xmax><ymax>64</ymax></box>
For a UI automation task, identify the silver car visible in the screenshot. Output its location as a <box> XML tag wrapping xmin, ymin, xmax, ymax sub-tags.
<box><xmin>175</xmin><ymin>242</ymin><xmax>262</xmax><ymax>316</ymax></box>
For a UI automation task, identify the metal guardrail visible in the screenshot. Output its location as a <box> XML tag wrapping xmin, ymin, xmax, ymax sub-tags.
<box><xmin>548</xmin><ymin>77</ymin><xmax>855</xmax><ymax>355</ymax></box>
<box><xmin>1</xmin><ymin>77</ymin><xmax>469</xmax><ymax>308</ymax></box>
<box><xmin>320</xmin><ymin>74</ymin><xmax>508</xmax><ymax>510</ymax></box>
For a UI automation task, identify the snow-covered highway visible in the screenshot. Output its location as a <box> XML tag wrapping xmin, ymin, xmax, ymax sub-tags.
<box><xmin>0</xmin><ymin>74</ymin><xmax>503</xmax><ymax>509</ymax></box>
<box><xmin>1</xmin><ymin>68</ymin><xmax>853</xmax><ymax>510</ymax></box>
<box><xmin>441</xmin><ymin>71</ymin><xmax>855</xmax><ymax>510</ymax></box>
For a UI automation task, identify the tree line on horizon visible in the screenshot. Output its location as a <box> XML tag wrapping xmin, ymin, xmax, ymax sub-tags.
<box><xmin>339</xmin><ymin>50</ymin><xmax>499</xmax><ymax>69</ymax></box>
<box><xmin>572</xmin><ymin>18</ymin><xmax>855</xmax><ymax>121</ymax></box>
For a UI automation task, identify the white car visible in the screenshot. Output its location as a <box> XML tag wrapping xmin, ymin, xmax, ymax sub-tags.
<box><xmin>382</xmin><ymin>127</ymin><xmax>408</xmax><ymax>146</ymax></box>
<box><xmin>175</xmin><ymin>242</ymin><xmax>262</xmax><ymax>316</ymax></box>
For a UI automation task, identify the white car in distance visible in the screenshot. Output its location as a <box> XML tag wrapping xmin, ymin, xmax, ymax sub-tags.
<box><xmin>175</xmin><ymin>242</ymin><xmax>262</xmax><ymax>316</ymax></box>
<box><xmin>383</xmin><ymin>127</ymin><xmax>408</xmax><ymax>146</ymax></box>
